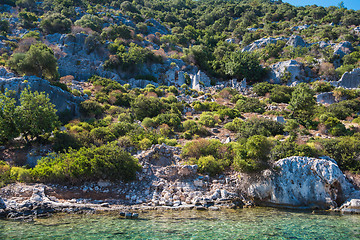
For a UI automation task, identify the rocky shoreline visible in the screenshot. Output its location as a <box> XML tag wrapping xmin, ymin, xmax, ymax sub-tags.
<box><xmin>1</xmin><ymin>144</ymin><xmax>360</xmax><ymax>221</ymax></box>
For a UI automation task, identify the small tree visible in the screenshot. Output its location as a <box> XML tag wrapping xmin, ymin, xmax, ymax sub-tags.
<box><xmin>8</xmin><ymin>43</ymin><xmax>59</xmax><ymax>80</ymax></box>
<box><xmin>40</xmin><ymin>13</ymin><xmax>72</xmax><ymax>34</ymax></box>
<box><xmin>15</xmin><ymin>88</ymin><xmax>59</xmax><ymax>142</ymax></box>
<box><xmin>225</xmin><ymin>51</ymin><xmax>266</xmax><ymax>82</ymax></box>
<box><xmin>288</xmin><ymin>83</ymin><xmax>316</xmax><ymax>122</ymax></box>
<box><xmin>0</xmin><ymin>91</ymin><xmax>19</xmax><ymax>144</ymax></box>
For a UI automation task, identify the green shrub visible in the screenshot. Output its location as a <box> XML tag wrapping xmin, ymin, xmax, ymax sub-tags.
<box><xmin>142</xmin><ymin>117</ymin><xmax>156</xmax><ymax>128</ymax></box>
<box><xmin>51</xmin><ymin>130</ymin><xmax>81</xmax><ymax>152</ymax></box>
<box><xmin>80</xmin><ymin>100</ymin><xmax>104</xmax><ymax>118</ymax></box>
<box><xmin>199</xmin><ymin>112</ymin><xmax>219</xmax><ymax>127</ymax></box>
<box><xmin>234</xmin><ymin>135</ymin><xmax>272</xmax><ymax>172</ymax></box>
<box><xmin>270</xmin><ymin>85</ymin><xmax>293</xmax><ymax>103</ymax></box>
<box><xmin>236</xmin><ymin>117</ymin><xmax>284</xmax><ymax>138</ymax></box>
<box><xmin>316</xmin><ymin>136</ymin><xmax>360</xmax><ymax>173</ymax></box>
<box><xmin>139</xmin><ymin>138</ymin><xmax>152</xmax><ymax>150</ymax></box>
<box><xmin>253</xmin><ymin>82</ymin><xmax>274</xmax><ymax>96</ymax></box>
<box><xmin>75</xmin><ymin>14</ymin><xmax>103</xmax><ymax>32</ymax></box>
<box><xmin>327</xmin><ymin>99</ymin><xmax>360</xmax><ymax>120</ymax></box>
<box><xmin>8</xmin><ymin>43</ymin><xmax>59</xmax><ymax>80</ymax></box>
<box><xmin>131</xmin><ymin>95</ymin><xmax>163</xmax><ymax>120</ymax></box>
<box><xmin>224</xmin><ymin>118</ymin><xmax>243</xmax><ymax>132</ymax></box>
<box><xmin>197</xmin><ymin>155</ymin><xmax>225</xmax><ymax>176</ymax></box>
<box><xmin>90</xmin><ymin>127</ymin><xmax>116</xmax><ymax>143</ymax></box>
<box><xmin>10</xmin><ymin>167</ymin><xmax>32</xmax><ymax>182</ymax></box>
<box><xmin>182</xmin><ymin>138</ymin><xmax>231</xmax><ymax>160</ymax></box>
<box><xmin>40</xmin><ymin>13</ymin><xmax>71</xmax><ymax>34</ymax></box>
<box><xmin>236</xmin><ymin>97</ymin><xmax>265</xmax><ymax>113</ymax></box>
<box><xmin>0</xmin><ymin>161</ymin><xmax>11</xmax><ymax>187</ymax></box>
<box><xmin>32</xmin><ymin>143</ymin><xmax>141</xmax><ymax>183</ymax></box>
<box><xmin>216</xmin><ymin>108</ymin><xmax>241</xmax><ymax>120</ymax></box>
<box><xmin>155</xmin><ymin>113</ymin><xmax>181</xmax><ymax>128</ymax></box>
<box><xmin>270</xmin><ymin>140</ymin><xmax>319</xmax><ymax>161</ymax></box>
<box><xmin>312</xmin><ymin>81</ymin><xmax>334</xmax><ymax>93</ymax></box>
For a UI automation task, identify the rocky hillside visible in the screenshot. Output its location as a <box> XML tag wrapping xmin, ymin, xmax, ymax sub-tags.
<box><xmin>1</xmin><ymin>0</ymin><xmax>360</xmax><ymax>218</ymax></box>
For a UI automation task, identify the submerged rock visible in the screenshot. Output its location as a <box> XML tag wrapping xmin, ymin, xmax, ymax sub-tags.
<box><xmin>245</xmin><ymin>156</ymin><xmax>356</xmax><ymax>209</ymax></box>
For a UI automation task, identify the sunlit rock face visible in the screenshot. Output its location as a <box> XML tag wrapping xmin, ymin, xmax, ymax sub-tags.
<box><xmin>246</xmin><ymin>156</ymin><xmax>356</xmax><ymax>209</ymax></box>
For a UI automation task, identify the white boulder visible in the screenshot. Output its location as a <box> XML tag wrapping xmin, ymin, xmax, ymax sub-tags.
<box><xmin>246</xmin><ymin>156</ymin><xmax>356</xmax><ymax>209</ymax></box>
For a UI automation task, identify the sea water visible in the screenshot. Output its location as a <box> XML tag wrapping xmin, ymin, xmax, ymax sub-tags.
<box><xmin>0</xmin><ymin>208</ymin><xmax>359</xmax><ymax>239</ymax></box>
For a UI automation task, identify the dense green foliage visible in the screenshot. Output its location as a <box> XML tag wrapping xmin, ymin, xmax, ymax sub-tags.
<box><xmin>8</xmin><ymin>43</ymin><xmax>59</xmax><ymax>80</ymax></box>
<box><xmin>0</xmin><ymin>88</ymin><xmax>59</xmax><ymax>143</ymax></box>
<box><xmin>32</xmin><ymin>143</ymin><xmax>141</xmax><ymax>183</ymax></box>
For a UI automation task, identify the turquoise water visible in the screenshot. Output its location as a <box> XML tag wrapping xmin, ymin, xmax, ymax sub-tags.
<box><xmin>1</xmin><ymin>208</ymin><xmax>360</xmax><ymax>239</ymax></box>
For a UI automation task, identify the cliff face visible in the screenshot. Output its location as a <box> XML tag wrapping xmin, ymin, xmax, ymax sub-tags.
<box><xmin>0</xmin><ymin>75</ymin><xmax>84</xmax><ymax>116</ymax></box>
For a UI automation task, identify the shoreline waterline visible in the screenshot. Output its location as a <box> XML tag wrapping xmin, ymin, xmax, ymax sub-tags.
<box><xmin>1</xmin><ymin>207</ymin><xmax>360</xmax><ymax>239</ymax></box>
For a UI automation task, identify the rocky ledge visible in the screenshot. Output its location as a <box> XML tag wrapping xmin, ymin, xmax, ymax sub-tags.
<box><xmin>1</xmin><ymin>145</ymin><xmax>360</xmax><ymax>220</ymax></box>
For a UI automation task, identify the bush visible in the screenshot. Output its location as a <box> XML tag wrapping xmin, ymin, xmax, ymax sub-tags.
<box><xmin>216</xmin><ymin>108</ymin><xmax>241</xmax><ymax>120</ymax></box>
<box><xmin>199</xmin><ymin>112</ymin><xmax>219</xmax><ymax>127</ymax></box>
<box><xmin>236</xmin><ymin>117</ymin><xmax>284</xmax><ymax>138</ymax></box>
<box><xmin>155</xmin><ymin>113</ymin><xmax>181</xmax><ymax>128</ymax></box>
<box><xmin>32</xmin><ymin>143</ymin><xmax>142</xmax><ymax>183</ymax></box>
<box><xmin>90</xmin><ymin>127</ymin><xmax>116</xmax><ymax>143</ymax></box>
<box><xmin>270</xmin><ymin>85</ymin><xmax>293</xmax><ymax>103</ymax></box>
<box><xmin>312</xmin><ymin>81</ymin><xmax>334</xmax><ymax>93</ymax></box>
<box><xmin>236</xmin><ymin>97</ymin><xmax>265</xmax><ymax>113</ymax></box>
<box><xmin>131</xmin><ymin>95</ymin><xmax>163</xmax><ymax>120</ymax></box>
<box><xmin>182</xmin><ymin>138</ymin><xmax>232</xmax><ymax>161</ymax></box>
<box><xmin>316</xmin><ymin>136</ymin><xmax>360</xmax><ymax>173</ymax></box>
<box><xmin>139</xmin><ymin>138</ymin><xmax>152</xmax><ymax>150</ymax></box>
<box><xmin>253</xmin><ymin>82</ymin><xmax>274</xmax><ymax>96</ymax></box>
<box><xmin>75</xmin><ymin>14</ymin><xmax>103</xmax><ymax>32</ymax></box>
<box><xmin>0</xmin><ymin>161</ymin><xmax>11</xmax><ymax>187</ymax></box>
<box><xmin>197</xmin><ymin>155</ymin><xmax>225</xmax><ymax>176</ymax></box>
<box><xmin>80</xmin><ymin>100</ymin><xmax>104</xmax><ymax>118</ymax></box>
<box><xmin>270</xmin><ymin>140</ymin><xmax>319</xmax><ymax>161</ymax></box>
<box><xmin>10</xmin><ymin>167</ymin><xmax>32</xmax><ymax>182</ymax></box>
<box><xmin>51</xmin><ymin>130</ymin><xmax>81</xmax><ymax>152</ymax></box>
<box><xmin>0</xmin><ymin>20</ymin><xmax>9</xmax><ymax>35</ymax></box>
<box><xmin>327</xmin><ymin>99</ymin><xmax>360</xmax><ymax>120</ymax></box>
<box><xmin>8</xmin><ymin>43</ymin><xmax>59</xmax><ymax>80</ymax></box>
<box><xmin>234</xmin><ymin>135</ymin><xmax>272</xmax><ymax>172</ymax></box>
<box><xmin>40</xmin><ymin>13</ymin><xmax>72</xmax><ymax>34</ymax></box>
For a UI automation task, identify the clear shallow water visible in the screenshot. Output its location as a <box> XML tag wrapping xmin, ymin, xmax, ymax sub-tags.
<box><xmin>1</xmin><ymin>208</ymin><xmax>359</xmax><ymax>240</ymax></box>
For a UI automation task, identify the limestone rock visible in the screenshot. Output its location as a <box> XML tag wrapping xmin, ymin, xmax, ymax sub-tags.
<box><xmin>334</xmin><ymin>41</ymin><xmax>353</xmax><ymax>58</ymax></box>
<box><xmin>267</xmin><ymin>60</ymin><xmax>310</xmax><ymax>85</ymax></box>
<box><xmin>334</xmin><ymin>68</ymin><xmax>360</xmax><ymax>89</ymax></box>
<box><xmin>0</xmin><ymin>197</ymin><xmax>5</xmax><ymax>209</ymax></box>
<box><xmin>242</xmin><ymin>37</ymin><xmax>288</xmax><ymax>52</ymax></box>
<box><xmin>245</xmin><ymin>156</ymin><xmax>356</xmax><ymax>209</ymax></box>
<box><xmin>145</xmin><ymin>19</ymin><xmax>171</xmax><ymax>35</ymax></box>
<box><xmin>286</xmin><ymin>35</ymin><xmax>308</xmax><ymax>48</ymax></box>
<box><xmin>316</xmin><ymin>92</ymin><xmax>336</xmax><ymax>104</ymax></box>
<box><xmin>0</xmin><ymin>76</ymin><xmax>84</xmax><ymax>116</ymax></box>
<box><xmin>291</xmin><ymin>24</ymin><xmax>310</xmax><ymax>31</ymax></box>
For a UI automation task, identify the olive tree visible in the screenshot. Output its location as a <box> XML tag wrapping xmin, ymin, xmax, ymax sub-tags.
<box><xmin>8</xmin><ymin>43</ymin><xmax>59</xmax><ymax>80</ymax></box>
<box><xmin>15</xmin><ymin>88</ymin><xmax>59</xmax><ymax>142</ymax></box>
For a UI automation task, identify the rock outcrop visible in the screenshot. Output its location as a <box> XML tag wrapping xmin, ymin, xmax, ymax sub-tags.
<box><xmin>243</xmin><ymin>156</ymin><xmax>356</xmax><ymax>209</ymax></box>
<box><xmin>333</xmin><ymin>68</ymin><xmax>360</xmax><ymax>89</ymax></box>
<box><xmin>333</xmin><ymin>41</ymin><xmax>353</xmax><ymax>58</ymax></box>
<box><xmin>0</xmin><ymin>196</ymin><xmax>5</xmax><ymax>209</ymax></box>
<box><xmin>286</xmin><ymin>35</ymin><xmax>308</xmax><ymax>48</ymax></box>
<box><xmin>242</xmin><ymin>37</ymin><xmax>288</xmax><ymax>52</ymax></box>
<box><xmin>316</xmin><ymin>92</ymin><xmax>336</xmax><ymax>104</ymax></box>
<box><xmin>267</xmin><ymin>60</ymin><xmax>310</xmax><ymax>84</ymax></box>
<box><xmin>0</xmin><ymin>76</ymin><xmax>84</xmax><ymax>115</ymax></box>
